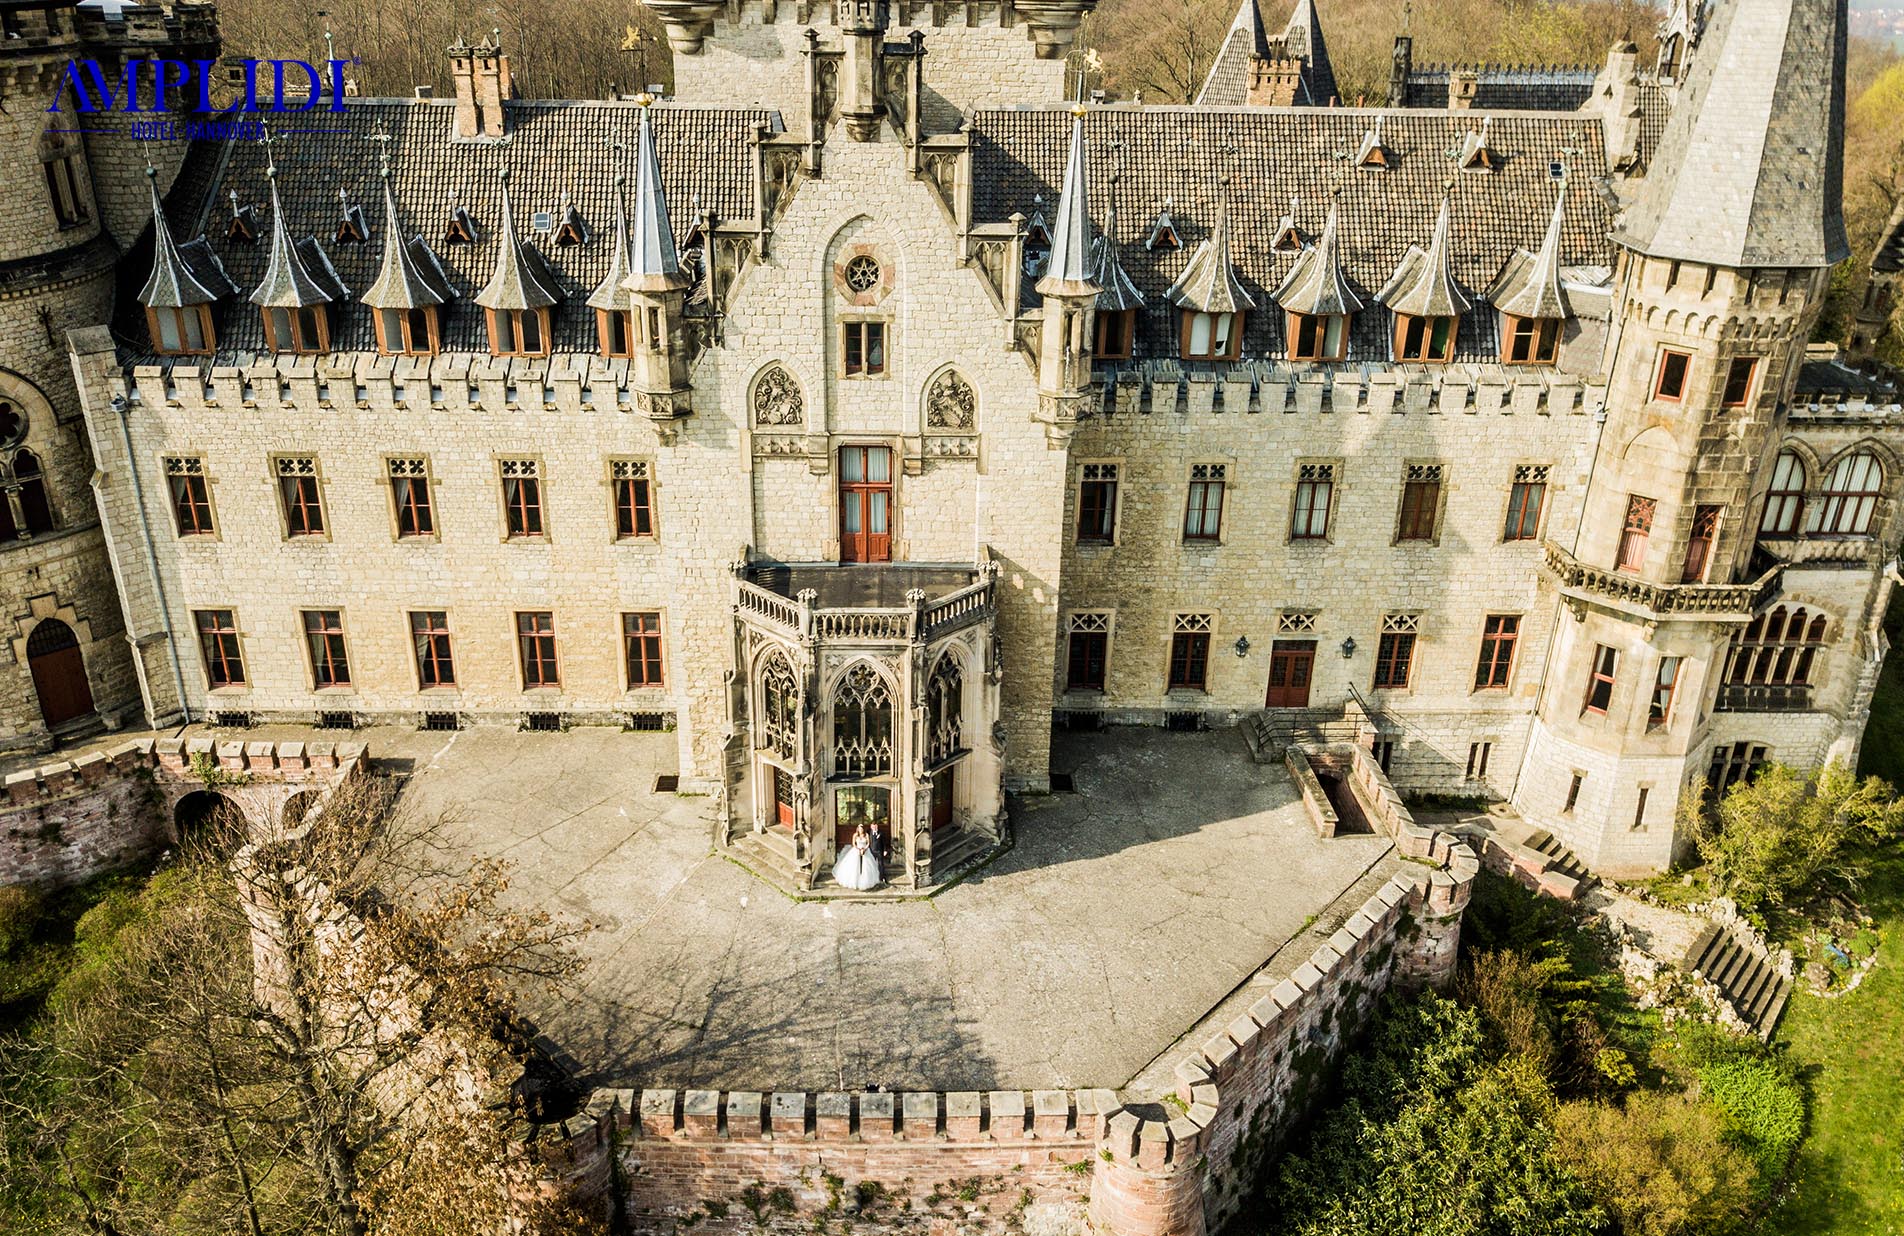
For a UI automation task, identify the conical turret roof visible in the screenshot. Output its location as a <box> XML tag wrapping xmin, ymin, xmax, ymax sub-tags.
<box><xmin>361</xmin><ymin>167</ymin><xmax>454</xmax><ymax>310</ymax></box>
<box><xmin>589</xmin><ymin>174</ymin><xmax>636</xmax><ymax>312</ymax></box>
<box><xmin>475</xmin><ymin>169</ymin><xmax>561</xmax><ymax>311</ymax></box>
<box><xmin>1377</xmin><ymin>197</ymin><xmax>1473</xmax><ymax>317</ymax></box>
<box><xmin>1490</xmin><ymin>180</ymin><xmax>1571</xmax><ymax>319</ymax></box>
<box><xmin>250</xmin><ymin>172</ymin><xmax>342</xmax><ymax>308</ymax></box>
<box><xmin>1036</xmin><ymin>111</ymin><xmax>1100</xmax><ymax>299</ymax></box>
<box><xmin>625</xmin><ymin>102</ymin><xmax>690</xmax><ymax>293</ymax></box>
<box><xmin>1272</xmin><ymin>201</ymin><xmax>1361</xmax><ymax>316</ymax></box>
<box><xmin>138</xmin><ymin>167</ymin><xmax>226</xmax><ymax>309</ymax></box>
<box><xmin>1166</xmin><ymin>196</ymin><xmax>1255</xmax><ymax>313</ymax></box>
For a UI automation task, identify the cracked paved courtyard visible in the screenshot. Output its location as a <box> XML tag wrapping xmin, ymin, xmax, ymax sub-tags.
<box><xmin>390</xmin><ymin>725</ymin><xmax>1397</xmax><ymax>1093</ymax></box>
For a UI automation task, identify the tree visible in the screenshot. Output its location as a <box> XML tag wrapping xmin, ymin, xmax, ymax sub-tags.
<box><xmin>1258</xmin><ymin>994</ymin><xmax>1603</xmax><ymax>1236</ymax></box>
<box><xmin>1687</xmin><ymin>761</ymin><xmax>1904</xmax><ymax>918</ymax></box>
<box><xmin>1</xmin><ymin>777</ymin><xmax>600</xmax><ymax>1236</ymax></box>
<box><xmin>1554</xmin><ymin>1091</ymin><xmax>1756</xmax><ymax>1236</ymax></box>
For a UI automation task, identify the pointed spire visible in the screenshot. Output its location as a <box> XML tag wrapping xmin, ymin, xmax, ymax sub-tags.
<box><xmin>362</xmin><ymin>157</ymin><xmax>452</xmax><ymax>311</ymax></box>
<box><xmin>138</xmin><ymin>165</ymin><xmax>221</xmax><ymax>308</ymax></box>
<box><xmin>1281</xmin><ymin>0</ymin><xmax>1338</xmax><ymax>106</ymax></box>
<box><xmin>589</xmin><ymin>172</ymin><xmax>636</xmax><ymax>311</ymax></box>
<box><xmin>1167</xmin><ymin>193</ymin><xmax>1256</xmax><ymax>313</ymax></box>
<box><xmin>475</xmin><ymin>168</ymin><xmax>561</xmax><ymax>311</ymax></box>
<box><xmin>250</xmin><ymin>167</ymin><xmax>337</xmax><ymax>308</ymax></box>
<box><xmin>1613</xmin><ymin>0</ymin><xmax>1846</xmax><ymax>267</ymax></box>
<box><xmin>1272</xmin><ymin>199</ymin><xmax>1362</xmax><ymax>316</ymax></box>
<box><xmin>625</xmin><ymin>99</ymin><xmax>689</xmax><ymax>293</ymax></box>
<box><xmin>1037</xmin><ymin>108</ymin><xmax>1100</xmax><ymax>299</ymax></box>
<box><xmin>1092</xmin><ymin>173</ymin><xmax>1144</xmax><ymax>312</ymax></box>
<box><xmin>1490</xmin><ymin>178</ymin><xmax>1571</xmax><ymax>319</ymax></box>
<box><xmin>1354</xmin><ymin>115</ymin><xmax>1388</xmax><ymax>169</ymax></box>
<box><xmin>1378</xmin><ymin>196</ymin><xmax>1473</xmax><ymax>318</ymax></box>
<box><xmin>1193</xmin><ymin>0</ymin><xmax>1265</xmax><ymax>107</ymax></box>
<box><xmin>1272</xmin><ymin>195</ymin><xmax>1303</xmax><ymax>251</ymax></box>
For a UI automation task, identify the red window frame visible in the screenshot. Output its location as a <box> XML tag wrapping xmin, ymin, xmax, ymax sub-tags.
<box><xmin>169</xmin><ymin>471</ymin><xmax>213</xmax><ymax>536</ymax></box>
<box><xmin>1617</xmin><ymin>494</ymin><xmax>1655</xmax><ymax>573</ymax></box>
<box><xmin>1648</xmin><ymin>656</ymin><xmax>1681</xmax><ymax>730</ymax></box>
<box><xmin>392</xmin><ymin>470</ymin><xmax>434</xmax><ymax>538</ymax></box>
<box><xmin>597</xmin><ymin>308</ymin><xmax>635</xmax><ymax>359</ymax></box>
<box><xmin>838</xmin><ymin>445</ymin><xmax>893</xmax><ymax>563</ymax></box>
<box><xmin>1183</xmin><ymin>471</ymin><xmax>1224</xmax><ymax>541</ymax></box>
<box><xmin>194</xmin><ymin>609</ymin><xmax>244</xmax><ymax>688</ymax></box>
<box><xmin>1077</xmin><ymin>465</ymin><xmax>1118</xmax><ymax>542</ymax></box>
<box><xmin>615</xmin><ymin>473</ymin><xmax>654</xmax><ymax>539</ymax></box>
<box><xmin>301</xmin><ymin>609</ymin><xmax>350</xmax><ymax>689</ymax></box>
<box><xmin>1474</xmin><ymin>614</ymin><xmax>1519</xmax><ymax>689</ymax></box>
<box><xmin>503</xmin><ymin>468</ymin><xmax>544</xmax><ymax>539</ymax></box>
<box><xmin>1654</xmin><ymin>349</ymin><xmax>1691</xmax><ymax>401</ymax></box>
<box><xmin>409</xmin><ymin>611</ymin><xmax>456</xmax><ymax>688</ymax></box>
<box><xmin>1505</xmin><ymin>478</ymin><xmax>1547</xmax><ymax>541</ymax></box>
<box><xmin>623</xmin><ymin>611</ymin><xmax>665</xmax><ymax>688</ymax></box>
<box><xmin>1583</xmin><ymin>644</ymin><xmax>1618</xmax><ymax>715</ymax></box>
<box><xmin>1504</xmin><ymin>315</ymin><xmax>1560</xmax><ymax>365</ymax></box>
<box><xmin>1291</xmin><ymin>470</ymin><xmax>1334</xmax><ymax>539</ymax></box>
<box><xmin>517</xmin><ymin>611</ymin><xmax>559</xmax><ymax>688</ymax></box>
<box><xmin>1394</xmin><ymin>313</ymin><xmax>1456</xmax><ymax>363</ymax></box>
<box><xmin>1681</xmin><ymin>504</ymin><xmax>1721</xmax><ymax>583</ymax></box>
<box><xmin>1093</xmin><ymin>309</ymin><xmax>1135</xmax><ymax>359</ymax></box>
<box><xmin>279</xmin><ymin>472</ymin><xmax>325</xmax><ymax>537</ymax></box>
<box><xmin>1721</xmin><ymin>356</ymin><xmax>1757</xmax><ymax>407</ymax></box>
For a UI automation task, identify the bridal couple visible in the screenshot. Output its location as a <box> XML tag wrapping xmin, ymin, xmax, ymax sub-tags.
<box><xmin>832</xmin><ymin>821</ymin><xmax>889</xmax><ymax>891</ymax></box>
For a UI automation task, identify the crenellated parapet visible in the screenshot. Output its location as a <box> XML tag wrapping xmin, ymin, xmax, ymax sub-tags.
<box><xmin>1093</xmin><ymin>361</ymin><xmax>1605</xmax><ymax>420</ymax></box>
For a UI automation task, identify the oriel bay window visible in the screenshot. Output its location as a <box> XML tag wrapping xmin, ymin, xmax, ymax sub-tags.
<box><xmin>262</xmin><ymin>305</ymin><xmax>330</xmax><ymax>354</ymax></box>
<box><xmin>1503</xmin><ymin>315</ymin><xmax>1561</xmax><ymax>365</ymax></box>
<box><xmin>375</xmin><ymin>305</ymin><xmax>438</xmax><ymax>357</ymax></box>
<box><xmin>147</xmin><ymin>304</ymin><xmax>215</xmax><ymax>355</ymax></box>
<box><xmin>1393</xmin><ymin>313</ymin><xmax>1456</xmax><ymax>363</ymax></box>
<box><xmin>487</xmin><ymin>307</ymin><xmax>549</xmax><ymax>357</ymax></box>
<box><xmin>832</xmin><ymin>664</ymin><xmax>895</xmax><ymax>777</ymax></box>
<box><xmin>1181</xmin><ymin>311</ymin><xmax>1242</xmax><ymax>361</ymax></box>
<box><xmin>1287</xmin><ymin>312</ymin><xmax>1349</xmax><ymax>362</ymax></box>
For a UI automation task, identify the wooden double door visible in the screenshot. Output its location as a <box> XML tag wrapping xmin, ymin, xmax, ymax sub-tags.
<box><xmin>839</xmin><ymin>446</ymin><xmax>892</xmax><ymax>563</ymax></box>
<box><xmin>27</xmin><ymin>619</ymin><xmax>95</xmax><ymax>729</ymax></box>
<box><xmin>1265</xmin><ymin>640</ymin><xmax>1316</xmax><ymax>708</ymax></box>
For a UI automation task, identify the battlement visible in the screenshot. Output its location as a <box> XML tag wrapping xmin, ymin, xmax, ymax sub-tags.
<box><xmin>1100</xmin><ymin>361</ymin><xmax>1605</xmax><ymax>420</ymax></box>
<box><xmin>151</xmin><ymin>735</ymin><xmax>367</xmax><ymax>780</ymax></box>
<box><xmin>617</xmin><ymin>1085</ymin><xmax>1118</xmax><ymax>1145</ymax></box>
<box><xmin>2</xmin><ymin>737</ymin><xmax>156</xmax><ymax>808</ymax></box>
<box><xmin>74</xmin><ymin>1</ymin><xmax>220</xmax><ymax>51</ymax></box>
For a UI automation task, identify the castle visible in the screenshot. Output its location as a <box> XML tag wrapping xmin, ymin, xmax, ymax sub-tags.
<box><xmin>3</xmin><ymin>0</ymin><xmax>1899</xmax><ymax>885</ymax></box>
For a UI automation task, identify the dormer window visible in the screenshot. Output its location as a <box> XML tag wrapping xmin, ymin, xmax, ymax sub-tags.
<box><xmin>1181</xmin><ymin>311</ymin><xmax>1242</xmax><ymax>361</ymax></box>
<box><xmin>444</xmin><ymin>208</ymin><xmax>478</xmax><ymax>244</ymax></box>
<box><xmin>555</xmin><ymin>210</ymin><xmax>587</xmax><ymax>247</ymax></box>
<box><xmin>1094</xmin><ymin>309</ymin><xmax>1135</xmax><ymax>360</ymax></box>
<box><xmin>597</xmin><ymin>308</ymin><xmax>636</xmax><ymax>358</ymax></box>
<box><xmin>487</xmin><ymin>307</ymin><xmax>549</xmax><ymax>357</ymax></box>
<box><xmin>1503</xmin><ymin>315</ymin><xmax>1561</xmax><ymax>365</ymax></box>
<box><xmin>148</xmin><ymin>305</ymin><xmax>215</xmax><ymax>356</ymax></box>
<box><xmin>375</xmin><ymin>306</ymin><xmax>438</xmax><ymax>357</ymax></box>
<box><xmin>1287</xmin><ymin>312</ymin><xmax>1348</xmax><ymax>362</ymax></box>
<box><xmin>263</xmin><ymin>305</ymin><xmax>329</xmax><ymax>354</ymax></box>
<box><xmin>333</xmin><ymin>202</ymin><xmax>368</xmax><ymax>244</ymax></box>
<box><xmin>1394</xmin><ymin>313</ymin><xmax>1456</xmax><ymax>363</ymax></box>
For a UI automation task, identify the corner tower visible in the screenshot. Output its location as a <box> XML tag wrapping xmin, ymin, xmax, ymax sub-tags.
<box><xmin>1514</xmin><ymin>0</ymin><xmax>1854</xmax><ymax>875</ymax></box>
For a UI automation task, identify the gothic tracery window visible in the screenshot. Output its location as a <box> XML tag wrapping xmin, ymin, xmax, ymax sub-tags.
<box><xmin>831</xmin><ymin>663</ymin><xmax>894</xmax><ymax>777</ymax></box>
<box><xmin>927</xmin><ymin>656</ymin><xmax>964</xmax><ymax>766</ymax></box>
<box><xmin>1808</xmin><ymin>451</ymin><xmax>1884</xmax><ymax>537</ymax></box>
<box><xmin>760</xmin><ymin>650</ymin><xmax>799</xmax><ymax>760</ymax></box>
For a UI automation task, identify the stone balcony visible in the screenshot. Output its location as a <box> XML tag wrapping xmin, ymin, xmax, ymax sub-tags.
<box><xmin>734</xmin><ymin>561</ymin><xmax>996</xmax><ymax>647</ymax></box>
<box><xmin>1542</xmin><ymin>542</ymin><xmax>1783</xmax><ymax>625</ymax></box>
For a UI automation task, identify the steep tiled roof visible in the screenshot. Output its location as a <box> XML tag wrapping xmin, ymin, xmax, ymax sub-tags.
<box><xmin>971</xmin><ymin>106</ymin><xmax>1614</xmax><ymax>361</ymax></box>
<box><xmin>1634</xmin><ymin>79</ymin><xmax>1671</xmax><ymax>169</ymax></box>
<box><xmin>1399</xmin><ymin>64</ymin><xmax>1597</xmax><ymax>111</ymax></box>
<box><xmin>126</xmin><ymin>97</ymin><xmax>771</xmax><ymax>355</ymax></box>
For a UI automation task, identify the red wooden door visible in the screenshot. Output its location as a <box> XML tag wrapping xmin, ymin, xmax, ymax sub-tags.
<box><xmin>931</xmin><ymin>766</ymin><xmax>955</xmax><ymax>832</ymax></box>
<box><xmin>26</xmin><ymin>619</ymin><xmax>95</xmax><ymax>728</ymax></box>
<box><xmin>839</xmin><ymin>446</ymin><xmax>892</xmax><ymax>563</ymax></box>
<box><xmin>772</xmin><ymin>766</ymin><xmax>796</xmax><ymax>830</ymax></box>
<box><xmin>1265</xmin><ymin>641</ymin><xmax>1316</xmax><ymax>708</ymax></box>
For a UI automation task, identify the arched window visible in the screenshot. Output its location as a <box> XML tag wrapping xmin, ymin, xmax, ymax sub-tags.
<box><xmin>759</xmin><ymin>650</ymin><xmax>799</xmax><ymax>760</ymax></box>
<box><xmin>1759</xmin><ymin>450</ymin><xmax>1806</xmax><ymax>536</ymax></box>
<box><xmin>1808</xmin><ymin>451</ymin><xmax>1883</xmax><ymax>536</ymax></box>
<box><xmin>926</xmin><ymin>656</ymin><xmax>964</xmax><ymax>766</ymax></box>
<box><xmin>831</xmin><ymin>663</ymin><xmax>893</xmax><ymax>777</ymax></box>
<box><xmin>1721</xmin><ymin>605</ymin><xmax>1828</xmax><ymax>708</ymax></box>
<box><xmin>11</xmin><ymin>449</ymin><xmax>53</xmax><ymax>535</ymax></box>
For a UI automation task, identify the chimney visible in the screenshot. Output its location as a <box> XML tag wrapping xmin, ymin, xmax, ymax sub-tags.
<box><xmin>1448</xmin><ymin>68</ymin><xmax>1478</xmax><ymax>109</ymax></box>
<box><xmin>448</xmin><ymin>34</ymin><xmax>510</xmax><ymax>140</ymax></box>
<box><xmin>1388</xmin><ymin>35</ymin><xmax>1413</xmax><ymax>105</ymax></box>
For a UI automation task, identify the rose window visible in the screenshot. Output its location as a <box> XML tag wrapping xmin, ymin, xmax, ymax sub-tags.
<box><xmin>844</xmin><ymin>255</ymin><xmax>882</xmax><ymax>294</ymax></box>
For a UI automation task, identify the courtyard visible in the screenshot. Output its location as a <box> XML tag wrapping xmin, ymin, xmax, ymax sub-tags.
<box><xmin>370</xmin><ymin>724</ymin><xmax>1397</xmax><ymax>1093</ymax></box>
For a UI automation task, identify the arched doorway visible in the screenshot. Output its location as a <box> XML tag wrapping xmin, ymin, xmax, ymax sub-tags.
<box><xmin>26</xmin><ymin>618</ymin><xmax>94</xmax><ymax>729</ymax></box>
<box><xmin>173</xmin><ymin>789</ymin><xmax>239</xmax><ymax>846</ymax></box>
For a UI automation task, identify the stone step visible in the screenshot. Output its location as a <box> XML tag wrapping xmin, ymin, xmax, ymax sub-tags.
<box><xmin>1682</xmin><ymin>924</ymin><xmax>1791</xmax><ymax>1040</ymax></box>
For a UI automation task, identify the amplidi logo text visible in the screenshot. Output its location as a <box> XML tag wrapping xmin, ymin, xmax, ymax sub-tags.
<box><xmin>46</xmin><ymin>57</ymin><xmax>352</xmax><ymax>116</ymax></box>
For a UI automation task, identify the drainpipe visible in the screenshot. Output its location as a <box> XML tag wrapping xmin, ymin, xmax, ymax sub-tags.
<box><xmin>112</xmin><ymin>393</ymin><xmax>190</xmax><ymax>725</ymax></box>
<box><xmin>1508</xmin><ymin>251</ymin><xmax>1631</xmax><ymax>803</ymax></box>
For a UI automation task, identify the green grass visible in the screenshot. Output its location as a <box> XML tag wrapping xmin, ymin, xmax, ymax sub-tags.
<box><xmin>1767</xmin><ymin>859</ymin><xmax>1904</xmax><ymax>1236</ymax></box>
<box><xmin>1768</xmin><ymin>588</ymin><xmax>1904</xmax><ymax>1234</ymax></box>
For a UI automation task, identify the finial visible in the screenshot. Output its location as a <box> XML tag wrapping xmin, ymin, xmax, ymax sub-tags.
<box><xmin>634</xmin><ymin>91</ymin><xmax>655</xmax><ymax>107</ymax></box>
<box><xmin>499</xmin><ymin>166</ymin><xmax>511</xmax><ymax>185</ymax></box>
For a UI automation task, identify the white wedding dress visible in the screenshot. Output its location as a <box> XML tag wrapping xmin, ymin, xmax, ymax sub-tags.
<box><xmin>832</xmin><ymin>837</ymin><xmax>882</xmax><ymax>890</ymax></box>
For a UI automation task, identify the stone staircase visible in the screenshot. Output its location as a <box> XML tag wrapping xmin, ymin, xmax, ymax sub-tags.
<box><xmin>1521</xmin><ymin>828</ymin><xmax>1595</xmax><ymax>888</ymax></box>
<box><xmin>1241</xmin><ymin>710</ymin><xmax>1365</xmax><ymax>763</ymax></box>
<box><xmin>1683</xmin><ymin>923</ymin><xmax>1794</xmax><ymax>1040</ymax></box>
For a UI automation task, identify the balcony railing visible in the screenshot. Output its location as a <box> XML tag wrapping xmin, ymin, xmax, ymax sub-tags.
<box><xmin>734</xmin><ymin>566</ymin><xmax>995</xmax><ymax>647</ymax></box>
<box><xmin>1754</xmin><ymin>536</ymin><xmax>1881</xmax><ymax>570</ymax></box>
<box><xmin>1543</xmin><ymin>543</ymin><xmax>1783</xmax><ymax>620</ymax></box>
<box><xmin>1715</xmin><ymin>682</ymin><xmax>1815</xmax><ymax>713</ymax></box>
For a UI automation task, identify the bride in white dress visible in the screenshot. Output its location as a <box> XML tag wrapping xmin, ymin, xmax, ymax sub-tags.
<box><xmin>832</xmin><ymin>823</ymin><xmax>882</xmax><ymax>891</ymax></box>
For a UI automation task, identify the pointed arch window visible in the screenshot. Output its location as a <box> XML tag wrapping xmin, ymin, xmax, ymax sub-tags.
<box><xmin>1808</xmin><ymin>451</ymin><xmax>1884</xmax><ymax>536</ymax></box>
<box><xmin>831</xmin><ymin>664</ymin><xmax>894</xmax><ymax>777</ymax></box>
<box><xmin>759</xmin><ymin>650</ymin><xmax>799</xmax><ymax>760</ymax></box>
<box><xmin>1759</xmin><ymin>450</ymin><xmax>1806</xmax><ymax>536</ymax></box>
<box><xmin>926</xmin><ymin>656</ymin><xmax>964</xmax><ymax>767</ymax></box>
<box><xmin>7</xmin><ymin>449</ymin><xmax>54</xmax><ymax>536</ymax></box>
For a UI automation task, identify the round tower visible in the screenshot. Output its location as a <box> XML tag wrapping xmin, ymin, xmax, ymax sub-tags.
<box><xmin>1512</xmin><ymin>0</ymin><xmax>1852</xmax><ymax>876</ymax></box>
<box><xmin>0</xmin><ymin>0</ymin><xmax>133</xmax><ymax>753</ymax></box>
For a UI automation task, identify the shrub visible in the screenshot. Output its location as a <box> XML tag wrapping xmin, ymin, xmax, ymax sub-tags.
<box><xmin>0</xmin><ymin>886</ymin><xmax>43</xmax><ymax>956</ymax></box>
<box><xmin>1554</xmin><ymin>1091</ymin><xmax>1755</xmax><ymax>1236</ymax></box>
<box><xmin>1699</xmin><ymin>1058</ymin><xmax>1806</xmax><ymax>1192</ymax></box>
